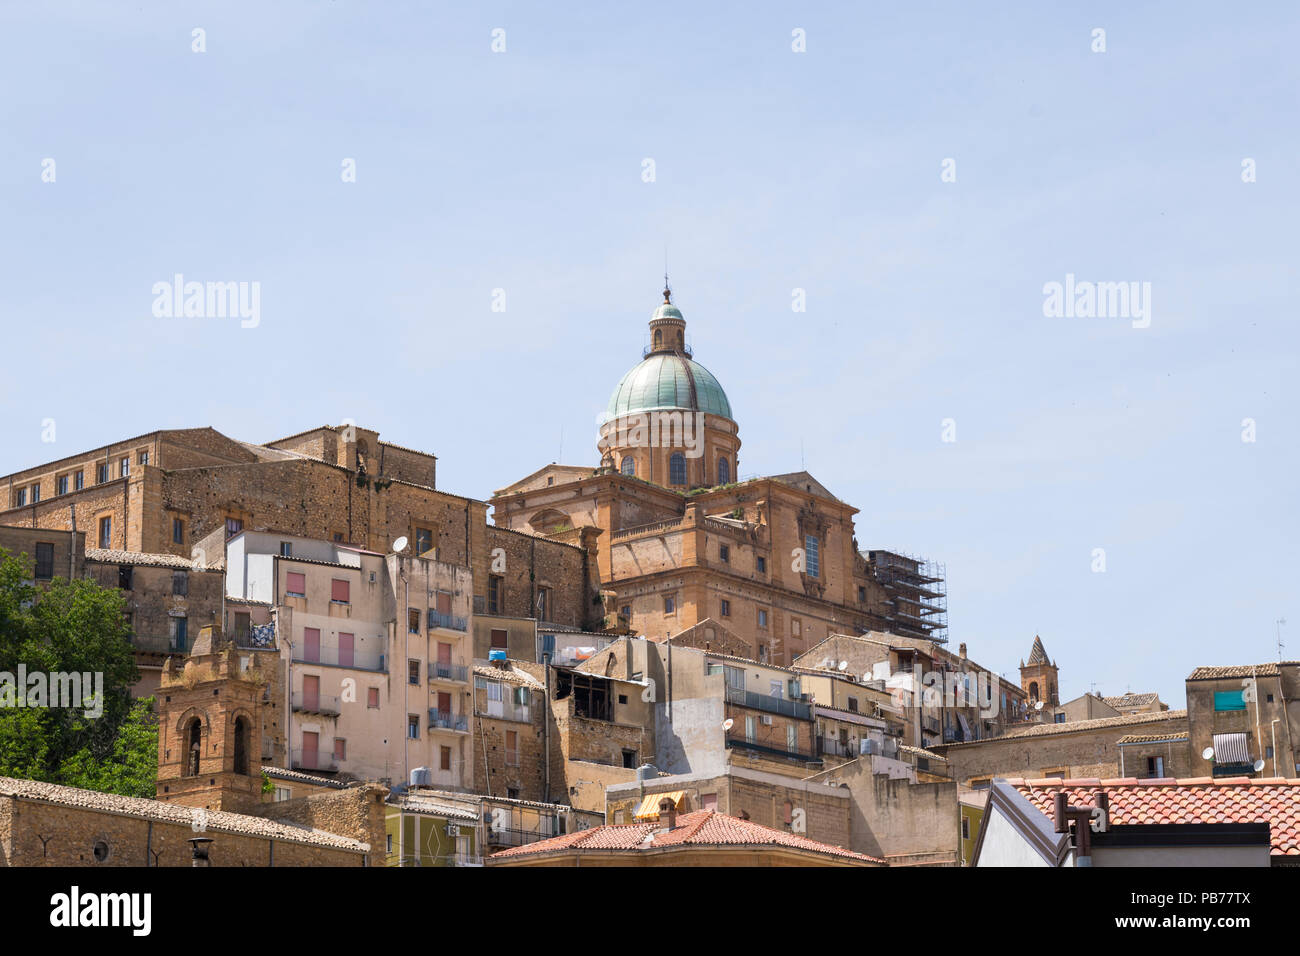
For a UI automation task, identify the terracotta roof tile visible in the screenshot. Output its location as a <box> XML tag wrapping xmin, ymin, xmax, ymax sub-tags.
<box><xmin>1012</xmin><ymin>777</ymin><xmax>1300</xmax><ymax>856</ymax></box>
<box><xmin>1187</xmin><ymin>662</ymin><xmax>1298</xmax><ymax>681</ymax></box>
<box><xmin>490</xmin><ymin>809</ymin><xmax>884</xmax><ymax>863</ymax></box>
<box><xmin>943</xmin><ymin>710</ymin><xmax>1186</xmax><ymax>745</ymax></box>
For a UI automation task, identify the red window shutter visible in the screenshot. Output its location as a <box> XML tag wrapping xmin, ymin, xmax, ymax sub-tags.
<box><xmin>286</xmin><ymin>572</ymin><xmax>306</xmax><ymax>594</ymax></box>
<box><xmin>331</xmin><ymin>579</ymin><xmax>350</xmax><ymax>602</ymax></box>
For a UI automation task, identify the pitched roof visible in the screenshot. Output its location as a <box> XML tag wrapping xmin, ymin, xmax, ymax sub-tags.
<box><xmin>0</xmin><ymin>775</ymin><xmax>368</xmax><ymax>852</ymax></box>
<box><xmin>1026</xmin><ymin>635</ymin><xmax>1049</xmax><ymax>665</ymax></box>
<box><xmin>940</xmin><ymin>710</ymin><xmax>1187</xmax><ymax>746</ymax></box>
<box><xmin>472</xmin><ymin>661</ymin><xmax>544</xmax><ymax>688</ymax></box>
<box><xmin>489</xmin><ymin>809</ymin><xmax>883</xmax><ymax>863</ymax></box>
<box><xmin>1187</xmin><ymin>662</ymin><xmax>1295</xmax><ymax>681</ymax></box>
<box><xmin>1006</xmin><ymin>777</ymin><xmax>1300</xmax><ymax>857</ymax></box>
<box><xmin>1103</xmin><ymin>692</ymin><xmax>1161</xmax><ymax>708</ymax></box>
<box><xmin>85</xmin><ymin>548</ymin><xmax>207</xmax><ymax>570</ymax></box>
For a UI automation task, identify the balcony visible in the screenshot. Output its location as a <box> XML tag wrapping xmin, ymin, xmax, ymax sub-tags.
<box><xmin>429</xmin><ymin>660</ymin><xmax>469</xmax><ymax>683</ymax></box>
<box><xmin>291</xmin><ymin>748</ymin><xmax>341</xmax><ymax>773</ymax></box>
<box><xmin>485</xmin><ymin>824</ymin><xmax>562</xmax><ymax>849</ymax></box>
<box><xmin>726</xmin><ymin>734</ymin><xmax>820</xmax><ymax>763</ymax></box>
<box><xmin>724</xmin><ymin>685</ymin><xmax>812</xmax><ymax>720</ymax></box>
<box><xmin>293</xmin><ymin>642</ymin><xmax>385</xmax><ymax>672</ymax></box>
<box><xmin>292</xmin><ymin>690</ymin><xmax>341</xmax><ymax>716</ymax></box>
<box><xmin>428</xmin><ymin>709</ymin><xmax>469</xmax><ymax>732</ymax></box>
<box><xmin>428</xmin><ymin>609</ymin><xmax>468</xmax><ymax>632</ymax></box>
<box><xmin>478</xmin><ymin>701</ymin><xmax>531</xmax><ymax>723</ymax></box>
<box><xmin>131</xmin><ymin>633</ymin><xmax>185</xmax><ymax>655</ymax></box>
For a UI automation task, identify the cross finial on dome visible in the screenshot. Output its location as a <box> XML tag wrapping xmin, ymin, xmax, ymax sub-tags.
<box><xmin>663</xmin><ymin>273</ymin><xmax>672</xmax><ymax>304</ymax></box>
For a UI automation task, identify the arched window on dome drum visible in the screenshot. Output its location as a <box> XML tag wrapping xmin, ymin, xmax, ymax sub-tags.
<box><xmin>621</xmin><ymin>456</ymin><xmax>635</xmax><ymax>476</ymax></box>
<box><xmin>717</xmin><ymin>457</ymin><xmax>730</xmax><ymax>484</ymax></box>
<box><xmin>677</xmin><ymin>331</ymin><xmax>684</xmax><ymax>350</ymax></box>
<box><xmin>669</xmin><ymin>453</ymin><xmax>686</xmax><ymax>486</ymax></box>
<box><xmin>654</xmin><ymin>329</ymin><xmax>662</xmax><ymax>349</ymax></box>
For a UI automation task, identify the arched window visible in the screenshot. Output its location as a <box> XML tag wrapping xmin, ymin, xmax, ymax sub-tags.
<box><xmin>669</xmin><ymin>453</ymin><xmax>686</xmax><ymax>486</ymax></box>
<box><xmin>185</xmin><ymin>718</ymin><xmax>202</xmax><ymax>776</ymax></box>
<box><xmin>717</xmin><ymin>457</ymin><xmax>730</xmax><ymax>484</ymax></box>
<box><xmin>1029</xmin><ymin>682</ymin><xmax>1039</xmax><ymax>701</ymax></box>
<box><xmin>654</xmin><ymin>329</ymin><xmax>662</xmax><ymax>348</ymax></box>
<box><xmin>621</xmin><ymin>456</ymin><xmax>635</xmax><ymax>476</ymax></box>
<box><xmin>233</xmin><ymin>716</ymin><xmax>250</xmax><ymax>775</ymax></box>
<box><xmin>677</xmin><ymin>331</ymin><xmax>684</xmax><ymax>350</ymax></box>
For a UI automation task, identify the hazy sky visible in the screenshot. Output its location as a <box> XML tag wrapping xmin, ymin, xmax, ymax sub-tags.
<box><xmin>2</xmin><ymin>2</ymin><xmax>1296</xmax><ymax>706</ymax></box>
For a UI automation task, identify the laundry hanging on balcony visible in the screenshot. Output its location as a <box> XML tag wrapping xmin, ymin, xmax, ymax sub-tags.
<box><xmin>248</xmin><ymin>622</ymin><xmax>275</xmax><ymax>647</ymax></box>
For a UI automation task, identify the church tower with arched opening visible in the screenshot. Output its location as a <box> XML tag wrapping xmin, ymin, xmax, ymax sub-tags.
<box><xmin>1019</xmin><ymin>634</ymin><xmax>1059</xmax><ymax>708</ymax></box>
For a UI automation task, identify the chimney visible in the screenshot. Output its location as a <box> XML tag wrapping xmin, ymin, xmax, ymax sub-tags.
<box><xmin>658</xmin><ymin>796</ymin><xmax>677</xmax><ymax>829</ymax></box>
<box><xmin>959</xmin><ymin>642</ymin><xmax>967</xmax><ymax>660</ymax></box>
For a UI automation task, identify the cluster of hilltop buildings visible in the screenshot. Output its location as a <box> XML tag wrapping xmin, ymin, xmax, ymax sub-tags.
<box><xmin>1</xmin><ymin>287</ymin><xmax>1298</xmax><ymax>867</ymax></box>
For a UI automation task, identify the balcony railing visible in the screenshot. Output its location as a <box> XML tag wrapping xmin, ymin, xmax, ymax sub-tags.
<box><xmin>428</xmin><ymin>709</ymin><xmax>468</xmax><ymax>732</ymax></box>
<box><xmin>294</xmin><ymin>643</ymin><xmax>385</xmax><ymax>672</ymax></box>
<box><xmin>478</xmin><ymin>701</ymin><xmax>531</xmax><ymax>723</ymax></box>
<box><xmin>430</xmin><ymin>661</ymin><xmax>469</xmax><ymax>682</ymax></box>
<box><xmin>726</xmin><ymin>734</ymin><xmax>820</xmax><ymax>763</ymax></box>
<box><xmin>291</xmin><ymin>748</ymin><xmax>341</xmax><ymax>773</ymax></box>
<box><xmin>485</xmin><ymin>825</ymin><xmax>561</xmax><ymax>848</ymax></box>
<box><xmin>292</xmin><ymin>690</ymin><xmax>341</xmax><ymax>716</ymax></box>
<box><xmin>724</xmin><ymin>686</ymin><xmax>811</xmax><ymax>720</ymax></box>
<box><xmin>817</xmin><ymin>736</ymin><xmax>854</xmax><ymax>758</ymax></box>
<box><xmin>428</xmin><ymin>609</ymin><xmax>468</xmax><ymax>632</ymax></box>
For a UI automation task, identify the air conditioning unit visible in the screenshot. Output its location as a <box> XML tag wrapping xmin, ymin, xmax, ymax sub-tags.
<box><xmin>445</xmin><ymin>824</ymin><xmax>460</xmax><ymax>837</ymax></box>
<box><xmin>761</xmin><ymin>715</ymin><xmax>773</xmax><ymax>726</ymax></box>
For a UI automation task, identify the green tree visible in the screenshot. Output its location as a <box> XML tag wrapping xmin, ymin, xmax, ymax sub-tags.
<box><xmin>0</xmin><ymin>547</ymin><xmax>149</xmax><ymax>797</ymax></box>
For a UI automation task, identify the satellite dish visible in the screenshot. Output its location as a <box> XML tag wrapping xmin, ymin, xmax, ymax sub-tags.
<box><xmin>392</xmin><ymin>536</ymin><xmax>408</xmax><ymax>553</ymax></box>
<box><xmin>722</xmin><ymin>718</ymin><xmax>734</xmax><ymax>731</ymax></box>
<box><xmin>1034</xmin><ymin>701</ymin><xmax>1044</xmax><ymax>711</ymax></box>
<box><xmin>838</xmin><ymin>661</ymin><xmax>849</xmax><ymax>672</ymax></box>
<box><xmin>1202</xmin><ymin>747</ymin><xmax>1215</xmax><ymax>760</ymax></box>
<box><xmin>1254</xmin><ymin>759</ymin><xmax>1266</xmax><ymax>772</ymax></box>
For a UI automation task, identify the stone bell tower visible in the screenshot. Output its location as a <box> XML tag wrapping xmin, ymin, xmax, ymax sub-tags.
<box><xmin>155</xmin><ymin>625</ymin><xmax>267</xmax><ymax>813</ymax></box>
<box><xmin>1019</xmin><ymin>634</ymin><xmax>1059</xmax><ymax>707</ymax></box>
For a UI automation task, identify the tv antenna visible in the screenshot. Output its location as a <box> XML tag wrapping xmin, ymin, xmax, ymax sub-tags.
<box><xmin>1277</xmin><ymin>618</ymin><xmax>1287</xmax><ymax>660</ymax></box>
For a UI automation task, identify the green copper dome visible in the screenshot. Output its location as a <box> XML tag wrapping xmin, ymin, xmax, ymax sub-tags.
<box><xmin>606</xmin><ymin>353</ymin><xmax>733</xmax><ymax>420</ymax></box>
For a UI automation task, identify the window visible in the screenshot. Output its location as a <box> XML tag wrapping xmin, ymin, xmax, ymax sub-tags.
<box><xmin>233</xmin><ymin>612</ymin><xmax>250</xmax><ymax>642</ymax></box>
<box><xmin>367</xmin><ymin>687</ymin><xmax>380</xmax><ymax>708</ymax></box>
<box><xmin>74</xmin><ymin>470</ymin><xmax>84</xmax><ymax>491</ymax></box>
<box><xmin>758</xmin><ymin>609</ymin><xmax>768</xmax><ymax>628</ymax></box>
<box><xmin>14</xmin><ymin>489</ymin><xmax>25</xmax><ymax>507</ymax></box>
<box><xmin>858</xmin><ymin>586</ymin><xmax>866</xmax><ymax>603</ymax></box>
<box><xmin>34</xmin><ymin>543</ymin><xmax>54</xmax><ymax>580</ymax></box>
<box><xmin>535</xmin><ymin>586</ymin><xmax>550</xmax><ymax>621</ymax></box>
<box><xmin>1214</xmin><ymin>690</ymin><xmax>1247</xmax><ymax>712</ymax></box>
<box><xmin>225</xmin><ymin>517</ymin><xmax>243</xmax><ymax>539</ymax></box>
<box><xmin>487</xmin><ymin>681</ymin><xmax>503</xmax><ymax>703</ymax></box>
<box><xmin>138</xmin><ymin>451</ymin><xmax>149</xmax><ymax>465</ymax></box>
<box><xmin>791</xmin><ymin>617</ymin><xmax>801</xmax><ymax>637</ymax></box>
<box><xmin>169</xmin><ymin>616</ymin><xmax>187</xmax><ymax>651</ymax></box>
<box><xmin>30</xmin><ymin>484</ymin><xmax>40</xmax><ymax>503</ymax></box>
<box><xmin>786</xmin><ymin>723</ymin><xmax>798</xmax><ymax>753</ymax></box>
<box><xmin>275</xmin><ymin>787</ymin><xmax>292</xmax><ymax>802</ymax></box>
<box><xmin>756</xmin><ymin>555</ymin><xmax>766</xmax><ymax>574</ymax></box>
<box><xmin>1267</xmin><ymin>693</ymin><xmax>1275</xmax><ymax>703</ymax></box>
<box><xmin>664</xmin><ymin>595</ymin><xmax>675</xmax><ymax>614</ymax></box>
<box><xmin>279</xmin><ymin>541</ymin><xmax>292</xmax><ymax>557</ymax></box>
<box><xmin>618</xmin><ymin>694</ymin><xmax>628</xmax><ymax>705</ymax></box>
<box><xmin>408</xmin><ymin>609</ymin><xmax>421</xmax><ymax>633</ymax></box>
<box><xmin>331</xmin><ymin>579</ymin><xmax>350</xmax><ymax>603</ymax></box>
<box><xmin>488</xmin><ymin>575</ymin><xmax>503</xmax><ymax>614</ymax></box>
<box><xmin>56</xmin><ymin>475</ymin><xmax>68</xmax><ymax>495</ymax></box>
<box><xmin>769</xmin><ymin>680</ymin><xmax>784</xmax><ymax>698</ymax></box>
<box><xmin>654</xmin><ymin>329</ymin><xmax>662</xmax><ymax>348</ymax></box>
<box><xmin>172</xmin><ymin>570</ymin><xmax>188</xmax><ymax>596</ymax></box>
<box><xmin>717</xmin><ymin>457</ymin><xmax>729</xmax><ymax>484</ymax></box>
<box><xmin>334</xmin><ymin>738</ymin><xmax>347</xmax><ymax>761</ymax></box>
<box><xmin>962</xmin><ymin>817</ymin><xmax>970</xmax><ymax>840</ymax></box>
<box><xmin>720</xmin><ymin>598</ymin><xmax>730</xmax><ymax>618</ymax></box>
<box><xmin>415</xmin><ymin>527</ymin><xmax>433</xmax><ymax>556</ymax></box>
<box><xmin>847</xmin><ymin>696</ymin><xmax>858</xmax><ymax>712</ymax></box>
<box><xmin>1054</xmin><ymin>712</ymin><xmax>1066</xmax><ymax>724</ymax></box>
<box><xmin>98</xmin><ymin>516</ymin><xmax>112</xmax><ymax>548</ymax></box>
<box><xmin>804</xmin><ymin>535</ymin><xmax>820</xmax><ymax>578</ymax></box>
<box><xmin>1147</xmin><ymin>756</ymin><xmax>1164</xmax><ymax>777</ymax></box>
<box><xmin>408</xmin><ymin>660</ymin><xmax>420</xmax><ymax>685</ymax></box>
<box><xmin>506</xmin><ymin>731</ymin><xmax>519</xmax><ymax>766</ymax></box>
<box><xmin>621</xmin><ymin>456</ymin><xmax>635</xmax><ymax>476</ymax></box>
<box><xmin>332</xmin><ymin>532</ymin><xmax>343</xmax><ymax>543</ymax></box>
<box><xmin>622</xmin><ymin>749</ymin><xmax>637</xmax><ymax>769</ymax></box>
<box><xmin>96</xmin><ymin>463</ymin><xmax>108</xmax><ymax>484</ymax></box>
<box><xmin>172</xmin><ymin>518</ymin><xmax>184</xmax><ymax>544</ymax></box>
<box><xmin>118</xmin><ymin>565</ymin><xmax>133</xmax><ymax>589</ymax></box>
<box><xmin>440</xmin><ymin>746</ymin><xmax>452</xmax><ymax>771</ymax></box>
<box><xmin>620</xmin><ymin>605</ymin><xmax>631</xmax><ymax>620</ymax></box>
<box><xmin>490</xmin><ymin>628</ymin><xmax>508</xmax><ymax>650</ymax></box>
<box><xmin>745</xmin><ymin>716</ymin><xmax>756</xmax><ymax>741</ymax></box>
<box><xmin>285</xmin><ymin>572</ymin><xmax>306</xmax><ymax>598</ymax></box>
<box><xmin>669</xmin><ymin>453</ymin><xmax>686</xmax><ymax>486</ymax></box>
<box><xmin>407</xmin><ymin>715</ymin><xmax>419</xmax><ymax>739</ymax></box>
<box><xmin>719</xmin><ymin>544</ymin><xmax>729</xmax><ymax>564</ymax></box>
<box><xmin>119</xmin><ymin>457</ymin><xmax>129</xmax><ymax>477</ymax></box>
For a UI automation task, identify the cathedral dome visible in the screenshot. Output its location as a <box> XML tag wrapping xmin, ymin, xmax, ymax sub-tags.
<box><xmin>605</xmin><ymin>353</ymin><xmax>733</xmax><ymax>420</ymax></box>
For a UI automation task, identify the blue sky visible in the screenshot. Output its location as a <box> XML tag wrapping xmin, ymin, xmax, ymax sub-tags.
<box><xmin>2</xmin><ymin>2</ymin><xmax>1296</xmax><ymax>706</ymax></box>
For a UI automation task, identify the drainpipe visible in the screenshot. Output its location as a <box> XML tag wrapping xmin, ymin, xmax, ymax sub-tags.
<box><xmin>69</xmin><ymin>503</ymin><xmax>77</xmax><ymax>579</ymax></box>
<box><xmin>543</xmin><ymin>653</ymin><xmax>552</xmax><ymax>803</ymax></box>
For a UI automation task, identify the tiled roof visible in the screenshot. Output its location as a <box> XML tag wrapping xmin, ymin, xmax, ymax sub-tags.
<box><xmin>900</xmin><ymin>744</ymin><xmax>947</xmax><ymax>762</ymax></box>
<box><xmin>942</xmin><ymin>710</ymin><xmax>1186</xmax><ymax>746</ymax></box>
<box><xmin>1103</xmin><ymin>692</ymin><xmax>1160</xmax><ymax>708</ymax></box>
<box><xmin>388</xmin><ymin>793</ymin><xmax>479</xmax><ymax>822</ymax></box>
<box><xmin>472</xmin><ymin>662</ymin><xmax>543</xmax><ymax>688</ymax></box>
<box><xmin>262</xmin><ymin>766</ymin><xmax>351</xmax><ymax>789</ymax></box>
<box><xmin>85</xmin><ymin>548</ymin><xmax>206</xmax><ymax>570</ymax></box>
<box><xmin>1027</xmin><ymin>635</ymin><xmax>1049</xmax><ymax>665</ymax></box>
<box><xmin>0</xmin><ymin>775</ymin><xmax>368</xmax><ymax>852</ymax></box>
<box><xmin>1187</xmin><ymin>662</ymin><xmax>1295</xmax><ymax>681</ymax></box>
<box><xmin>490</xmin><ymin>809</ymin><xmax>884</xmax><ymax>863</ymax></box>
<box><xmin>1007</xmin><ymin>777</ymin><xmax>1300</xmax><ymax>857</ymax></box>
<box><xmin>1117</xmin><ymin>732</ymin><xmax>1189</xmax><ymax>745</ymax></box>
